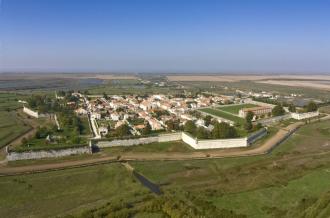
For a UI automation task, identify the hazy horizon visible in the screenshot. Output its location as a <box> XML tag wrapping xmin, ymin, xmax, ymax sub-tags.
<box><xmin>1</xmin><ymin>0</ymin><xmax>330</xmax><ymax>73</ymax></box>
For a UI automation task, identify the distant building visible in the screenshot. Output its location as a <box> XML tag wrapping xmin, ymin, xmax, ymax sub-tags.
<box><xmin>75</xmin><ymin>108</ymin><xmax>88</xmax><ymax>115</ymax></box>
<box><xmin>91</xmin><ymin>112</ymin><xmax>101</xmax><ymax>120</ymax></box>
<box><xmin>291</xmin><ymin>111</ymin><xmax>319</xmax><ymax>120</ymax></box>
<box><xmin>239</xmin><ymin>106</ymin><xmax>272</xmax><ymax>118</ymax></box>
<box><xmin>147</xmin><ymin>118</ymin><xmax>163</xmax><ymax>130</ymax></box>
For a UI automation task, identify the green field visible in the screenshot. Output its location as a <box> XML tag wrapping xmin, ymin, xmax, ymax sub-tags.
<box><xmin>217</xmin><ymin>103</ymin><xmax>258</xmax><ymax>114</ymax></box>
<box><xmin>131</xmin><ymin>120</ymin><xmax>330</xmax><ymax>217</ymax></box>
<box><xmin>1</xmin><ymin>109</ymin><xmax>330</xmax><ymax>216</ymax></box>
<box><xmin>0</xmin><ymin>93</ymin><xmax>30</xmax><ymax>148</ymax></box>
<box><xmin>0</xmin><ymin>112</ymin><xmax>30</xmax><ymax>148</ymax></box>
<box><xmin>199</xmin><ymin>107</ymin><xmax>245</xmax><ymax>125</ymax></box>
<box><xmin>0</xmin><ymin>164</ymin><xmax>147</xmax><ymax>218</ymax></box>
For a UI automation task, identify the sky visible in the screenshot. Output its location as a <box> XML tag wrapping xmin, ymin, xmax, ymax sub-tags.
<box><xmin>0</xmin><ymin>0</ymin><xmax>329</xmax><ymax>73</ymax></box>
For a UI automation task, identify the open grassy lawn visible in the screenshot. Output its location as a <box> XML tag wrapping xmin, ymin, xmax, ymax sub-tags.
<box><xmin>199</xmin><ymin>107</ymin><xmax>245</xmax><ymax>125</ymax></box>
<box><xmin>0</xmin><ymin>164</ymin><xmax>146</xmax><ymax>218</ymax></box>
<box><xmin>217</xmin><ymin>103</ymin><xmax>258</xmax><ymax>114</ymax></box>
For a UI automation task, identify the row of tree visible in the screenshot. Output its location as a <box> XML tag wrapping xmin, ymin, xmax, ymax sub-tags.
<box><xmin>184</xmin><ymin>120</ymin><xmax>238</xmax><ymax>139</ymax></box>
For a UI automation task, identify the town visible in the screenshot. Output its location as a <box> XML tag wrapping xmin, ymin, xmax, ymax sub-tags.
<box><xmin>14</xmin><ymin>88</ymin><xmax>321</xmax><ymax>157</ymax></box>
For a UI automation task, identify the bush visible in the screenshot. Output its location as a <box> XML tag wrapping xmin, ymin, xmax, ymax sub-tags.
<box><xmin>272</xmin><ymin>105</ymin><xmax>285</xmax><ymax>116</ymax></box>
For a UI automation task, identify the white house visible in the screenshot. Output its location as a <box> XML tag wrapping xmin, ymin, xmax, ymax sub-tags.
<box><xmin>111</xmin><ymin>113</ymin><xmax>120</xmax><ymax>121</ymax></box>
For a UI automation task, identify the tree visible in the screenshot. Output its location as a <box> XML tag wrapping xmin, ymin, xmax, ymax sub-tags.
<box><xmin>142</xmin><ymin>122</ymin><xmax>152</xmax><ymax>135</ymax></box>
<box><xmin>212</xmin><ymin>122</ymin><xmax>238</xmax><ymax>139</ymax></box>
<box><xmin>256</xmin><ymin>123</ymin><xmax>263</xmax><ymax>130</ymax></box>
<box><xmin>204</xmin><ymin>115</ymin><xmax>212</xmax><ymax>126</ymax></box>
<box><xmin>103</xmin><ymin>92</ymin><xmax>109</xmax><ymax>100</ymax></box>
<box><xmin>288</xmin><ymin>104</ymin><xmax>296</xmax><ymax>112</ymax></box>
<box><xmin>166</xmin><ymin>119</ymin><xmax>180</xmax><ymax>131</ymax></box>
<box><xmin>305</xmin><ymin>101</ymin><xmax>318</xmax><ymax>112</ymax></box>
<box><xmin>21</xmin><ymin>137</ymin><xmax>28</xmax><ymax>145</ymax></box>
<box><xmin>244</xmin><ymin>121</ymin><xmax>253</xmax><ymax>131</ymax></box>
<box><xmin>272</xmin><ymin>105</ymin><xmax>285</xmax><ymax>116</ymax></box>
<box><xmin>115</xmin><ymin>124</ymin><xmax>130</xmax><ymax>137</ymax></box>
<box><xmin>245</xmin><ymin>111</ymin><xmax>254</xmax><ymax>122</ymax></box>
<box><xmin>184</xmin><ymin>120</ymin><xmax>196</xmax><ymax>135</ymax></box>
<box><xmin>35</xmin><ymin>127</ymin><xmax>50</xmax><ymax>139</ymax></box>
<box><xmin>196</xmin><ymin>127</ymin><xmax>208</xmax><ymax>139</ymax></box>
<box><xmin>212</xmin><ymin>122</ymin><xmax>221</xmax><ymax>139</ymax></box>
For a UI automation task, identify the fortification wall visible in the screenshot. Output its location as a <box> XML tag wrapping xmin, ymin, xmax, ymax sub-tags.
<box><xmin>7</xmin><ymin>146</ymin><xmax>91</xmax><ymax>161</ymax></box>
<box><xmin>97</xmin><ymin>133</ymin><xmax>182</xmax><ymax>148</ymax></box>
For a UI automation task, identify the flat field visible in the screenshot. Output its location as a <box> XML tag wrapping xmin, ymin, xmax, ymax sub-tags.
<box><xmin>198</xmin><ymin>107</ymin><xmax>245</xmax><ymax>124</ymax></box>
<box><xmin>167</xmin><ymin>74</ymin><xmax>330</xmax><ymax>82</ymax></box>
<box><xmin>217</xmin><ymin>103</ymin><xmax>258</xmax><ymax>114</ymax></box>
<box><xmin>0</xmin><ymin>93</ymin><xmax>30</xmax><ymax>148</ymax></box>
<box><xmin>0</xmin><ymin>164</ymin><xmax>146</xmax><ymax>218</ymax></box>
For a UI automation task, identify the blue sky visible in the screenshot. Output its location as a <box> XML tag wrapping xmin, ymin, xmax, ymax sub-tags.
<box><xmin>1</xmin><ymin>0</ymin><xmax>329</xmax><ymax>73</ymax></box>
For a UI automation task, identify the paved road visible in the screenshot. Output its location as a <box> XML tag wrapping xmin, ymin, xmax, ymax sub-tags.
<box><xmin>0</xmin><ymin>115</ymin><xmax>329</xmax><ymax>176</ymax></box>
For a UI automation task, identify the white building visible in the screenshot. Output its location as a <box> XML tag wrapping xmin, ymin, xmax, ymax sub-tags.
<box><xmin>23</xmin><ymin>107</ymin><xmax>40</xmax><ymax>118</ymax></box>
<box><xmin>99</xmin><ymin>126</ymin><xmax>108</xmax><ymax>136</ymax></box>
<box><xmin>75</xmin><ymin>108</ymin><xmax>88</xmax><ymax>115</ymax></box>
<box><xmin>111</xmin><ymin>113</ymin><xmax>120</xmax><ymax>121</ymax></box>
<box><xmin>139</xmin><ymin>101</ymin><xmax>152</xmax><ymax>111</ymax></box>
<box><xmin>291</xmin><ymin>111</ymin><xmax>319</xmax><ymax>120</ymax></box>
<box><xmin>91</xmin><ymin>112</ymin><xmax>101</xmax><ymax>120</ymax></box>
<box><xmin>238</xmin><ymin>106</ymin><xmax>272</xmax><ymax>118</ymax></box>
<box><xmin>148</xmin><ymin>118</ymin><xmax>163</xmax><ymax>130</ymax></box>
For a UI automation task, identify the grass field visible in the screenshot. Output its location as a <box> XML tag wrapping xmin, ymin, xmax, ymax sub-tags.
<box><xmin>0</xmin><ymin>112</ymin><xmax>30</xmax><ymax>148</ymax></box>
<box><xmin>0</xmin><ymin>164</ymin><xmax>147</xmax><ymax>218</ymax></box>
<box><xmin>217</xmin><ymin>103</ymin><xmax>258</xmax><ymax>114</ymax></box>
<box><xmin>131</xmin><ymin>119</ymin><xmax>330</xmax><ymax>217</ymax></box>
<box><xmin>199</xmin><ymin>107</ymin><xmax>245</xmax><ymax>125</ymax></box>
<box><xmin>1</xmin><ymin>117</ymin><xmax>330</xmax><ymax>217</ymax></box>
<box><xmin>0</xmin><ymin>93</ymin><xmax>31</xmax><ymax>148</ymax></box>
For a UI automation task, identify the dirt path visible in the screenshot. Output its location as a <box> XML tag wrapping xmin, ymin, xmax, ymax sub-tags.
<box><xmin>0</xmin><ymin>115</ymin><xmax>328</xmax><ymax>176</ymax></box>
